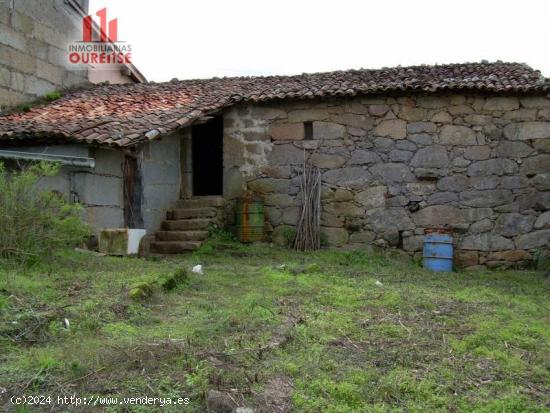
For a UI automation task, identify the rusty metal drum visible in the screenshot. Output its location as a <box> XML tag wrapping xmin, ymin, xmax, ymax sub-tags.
<box><xmin>235</xmin><ymin>197</ymin><xmax>264</xmax><ymax>243</ymax></box>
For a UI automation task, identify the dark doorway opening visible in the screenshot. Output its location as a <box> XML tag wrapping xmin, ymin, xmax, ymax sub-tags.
<box><xmin>192</xmin><ymin>116</ymin><xmax>223</xmax><ymax>196</ymax></box>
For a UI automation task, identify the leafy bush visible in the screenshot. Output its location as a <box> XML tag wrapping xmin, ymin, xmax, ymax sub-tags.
<box><xmin>0</xmin><ymin>162</ymin><xmax>89</xmax><ymax>264</ymax></box>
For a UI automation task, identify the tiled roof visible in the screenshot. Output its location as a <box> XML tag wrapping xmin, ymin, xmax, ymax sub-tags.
<box><xmin>0</xmin><ymin>62</ymin><xmax>548</xmax><ymax>147</ymax></box>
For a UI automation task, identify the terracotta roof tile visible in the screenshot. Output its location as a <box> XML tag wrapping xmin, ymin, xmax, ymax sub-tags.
<box><xmin>0</xmin><ymin>62</ymin><xmax>548</xmax><ymax>147</ymax></box>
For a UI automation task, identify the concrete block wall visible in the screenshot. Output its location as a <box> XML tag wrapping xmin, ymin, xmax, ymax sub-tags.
<box><xmin>223</xmin><ymin>93</ymin><xmax>550</xmax><ymax>268</ymax></box>
<box><xmin>77</xmin><ymin>147</ymin><xmax>125</xmax><ymax>230</ymax></box>
<box><xmin>139</xmin><ymin>132</ymin><xmax>182</xmax><ymax>233</ymax></box>
<box><xmin>0</xmin><ymin>0</ymin><xmax>89</xmax><ymax>108</ymax></box>
<box><xmin>5</xmin><ymin>135</ymin><xmax>183</xmax><ymax>237</ymax></box>
<box><xmin>3</xmin><ymin>143</ymin><xmax>125</xmax><ymax>232</ymax></box>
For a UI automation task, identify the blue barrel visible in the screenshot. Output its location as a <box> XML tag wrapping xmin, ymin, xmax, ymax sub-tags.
<box><xmin>423</xmin><ymin>232</ymin><xmax>453</xmax><ymax>272</ymax></box>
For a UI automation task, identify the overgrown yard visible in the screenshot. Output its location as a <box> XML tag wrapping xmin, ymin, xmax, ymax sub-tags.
<box><xmin>1</xmin><ymin>237</ymin><xmax>549</xmax><ymax>412</ymax></box>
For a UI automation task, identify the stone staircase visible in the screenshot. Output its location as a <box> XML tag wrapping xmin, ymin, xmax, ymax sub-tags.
<box><xmin>150</xmin><ymin>196</ymin><xmax>224</xmax><ymax>254</ymax></box>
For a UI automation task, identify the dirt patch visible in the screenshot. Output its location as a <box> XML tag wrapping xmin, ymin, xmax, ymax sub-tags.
<box><xmin>326</xmin><ymin>299</ymin><xmax>485</xmax><ymax>372</ymax></box>
<box><xmin>109</xmin><ymin>302</ymin><xmax>129</xmax><ymax>318</ymax></box>
<box><xmin>107</xmin><ymin>339</ymin><xmax>188</xmax><ymax>370</ymax></box>
<box><xmin>253</xmin><ymin>376</ymin><xmax>293</xmax><ymax>413</ymax></box>
<box><xmin>0</xmin><ymin>298</ymin><xmax>68</xmax><ymax>345</ymax></box>
<box><xmin>203</xmin><ymin>313</ymin><xmax>298</xmax><ymax>411</ymax></box>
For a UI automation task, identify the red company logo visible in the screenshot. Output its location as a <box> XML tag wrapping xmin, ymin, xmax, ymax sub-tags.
<box><xmin>68</xmin><ymin>8</ymin><xmax>132</xmax><ymax>66</ymax></box>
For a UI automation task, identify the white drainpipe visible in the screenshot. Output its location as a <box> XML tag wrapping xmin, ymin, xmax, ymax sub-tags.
<box><xmin>0</xmin><ymin>150</ymin><xmax>95</xmax><ymax>168</ymax></box>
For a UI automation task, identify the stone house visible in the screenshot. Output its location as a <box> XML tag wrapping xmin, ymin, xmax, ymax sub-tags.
<box><xmin>0</xmin><ymin>62</ymin><xmax>549</xmax><ymax>268</ymax></box>
<box><xmin>0</xmin><ymin>0</ymin><xmax>146</xmax><ymax>110</ymax></box>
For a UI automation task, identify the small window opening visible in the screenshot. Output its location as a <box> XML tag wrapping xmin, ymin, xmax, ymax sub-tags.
<box><xmin>304</xmin><ymin>121</ymin><xmax>313</xmax><ymax>140</ymax></box>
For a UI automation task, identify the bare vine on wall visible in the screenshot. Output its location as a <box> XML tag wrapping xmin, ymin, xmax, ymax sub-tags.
<box><xmin>293</xmin><ymin>149</ymin><xmax>322</xmax><ymax>251</ymax></box>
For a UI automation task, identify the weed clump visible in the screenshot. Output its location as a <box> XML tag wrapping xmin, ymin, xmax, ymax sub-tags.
<box><xmin>129</xmin><ymin>282</ymin><xmax>155</xmax><ymax>300</ymax></box>
<box><xmin>130</xmin><ymin>268</ymin><xmax>189</xmax><ymax>300</ymax></box>
<box><xmin>162</xmin><ymin>268</ymin><xmax>189</xmax><ymax>291</ymax></box>
<box><xmin>44</xmin><ymin>91</ymin><xmax>62</xmax><ymax>101</ymax></box>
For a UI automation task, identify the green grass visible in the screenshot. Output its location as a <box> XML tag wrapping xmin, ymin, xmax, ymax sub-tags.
<box><xmin>1</xmin><ymin>237</ymin><xmax>549</xmax><ymax>412</ymax></box>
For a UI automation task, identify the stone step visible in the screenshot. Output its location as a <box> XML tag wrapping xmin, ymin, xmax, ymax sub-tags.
<box><xmin>167</xmin><ymin>207</ymin><xmax>218</xmax><ymax>220</ymax></box>
<box><xmin>162</xmin><ymin>218</ymin><xmax>212</xmax><ymax>231</ymax></box>
<box><xmin>155</xmin><ymin>230</ymin><xmax>209</xmax><ymax>241</ymax></box>
<box><xmin>150</xmin><ymin>241</ymin><xmax>202</xmax><ymax>254</ymax></box>
<box><xmin>175</xmin><ymin>196</ymin><xmax>224</xmax><ymax>209</ymax></box>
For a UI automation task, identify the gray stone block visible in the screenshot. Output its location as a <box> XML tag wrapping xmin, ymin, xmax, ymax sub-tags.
<box><xmin>322</xmin><ymin>227</ymin><xmax>349</xmax><ymax>246</ymax></box>
<box><xmin>427</xmin><ymin>192</ymin><xmax>458</xmax><ymax>205</ymax></box>
<box><xmin>309</xmin><ymin>153</ymin><xmax>346</xmax><ymax>169</ymax></box>
<box><xmin>389</xmin><ymin>149</ymin><xmax>413</xmax><ymax>162</ymax></box>
<box><xmin>534</xmin><ymin>211</ymin><xmax>550</xmax><ymax>229</ymax></box>
<box><xmin>496</xmin><ymin>141</ymin><xmax>533</xmax><ymax>158</ymax></box>
<box><xmin>460</xmin><ymin>233</ymin><xmax>514</xmax><ymax>251</ymax></box>
<box><xmin>247</xmin><ymin>178</ymin><xmax>290</xmax><ymax>194</ymax></box>
<box><xmin>462</xmin><ymin>208</ymin><xmax>494</xmax><ymax>222</ymax></box>
<box><xmin>370</xmin><ymin>163</ymin><xmax>415</xmax><ymax>184</ymax></box>
<box><xmin>514</xmin><ymin>230</ymin><xmax>550</xmax><ymax>250</ymax></box>
<box><xmin>354</xmin><ymin>186</ymin><xmax>387</xmax><ymax>208</ymax></box>
<box><xmin>483</xmin><ymin>97</ymin><xmax>519</xmax><ymax>111</ymax></box>
<box><xmin>532</xmin><ymin>173</ymin><xmax>550</xmax><ymax>191</ymax></box>
<box><xmin>494</xmin><ymin>213</ymin><xmax>534</xmax><ymax>236</ymax></box>
<box><xmin>412</xmin><ymin>205</ymin><xmax>464</xmax><ymax>226</ymax></box>
<box><xmin>467</xmin><ymin>159</ymin><xmax>518</xmax><ymax>176</ymax></box>
<box><xmin>440</xmin><ymin>125</ymin><xmax>477</xmax><ymax>145</ymax></box>
<box><xmin>348</xmin><ymin>149</ymin><xmax>382</xmax><ymax>165</ymax></box>
<box><xmin>503</xmin><ymin>122</ymin><xmax>550</xmax><ymax>140</ymax></box>
<box><xmin>464</xmin><ymin>145</ymin><xmax>491</xmax><ymax>161</ymax></box>
<box><xmin>407</xmin><ymin>121</ymin><xmax>436</xmax><ymax>133</ymax></box>
<box><xmin>470</xmin><ymin>219</ymin><xmax>493</xmax><ymax>233</ymax></box>
<box><xmin>411</xmin><ymin>146</ymin><xmax>448</xmax><ymax>168</ymax></box>
<box><xmin>323</xmin><ymin>167</ymin><xmax>373</xmax><ymax>189</ymax></box>
<box><xmin>267</xmin><ymin>144</ymin><xmax>304</xmax><ymax>165</ymax></box>
<box><xmin>366</xmin><ymin>207</ymin><xmax>414</xmax><ymax>232</ymax></box>
<box><xmin>437</xmin><ymin>175</ymin><xmax>468</xmax><ymax>192</ymax></box>
<box><xmin>520</xmin><ymin>155</ymin><xmax>550</xmax><ymax>176</ymax></box>
<box><xmin>460</xmin><ymin>190</ymin><xmax>513</xmax><ymax>207</ymax></box>
<box><xmin>469</xmin><ymin>177</ymin><xmax>498</xmax><ymax>190</ymax></box>
<box><xmin>312</xmin><ymin>121</ymin><xmax>346</xmax><ymax>139</ymax></box>
<box><xmin>374</xmin><ymin>119</ymin><xmax>407</xmax><ymax>139</ymax></box>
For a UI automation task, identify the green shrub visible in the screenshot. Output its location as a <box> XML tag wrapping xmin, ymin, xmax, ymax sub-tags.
<box><xmin>0</xmin><ymin>162</ymin><xmax>89</xmax><ymax>264</ymax></box>
<box><xmin>161</xmin><ymin>268</ymin><xmax>189</xmax><ymax>291</ymax></box>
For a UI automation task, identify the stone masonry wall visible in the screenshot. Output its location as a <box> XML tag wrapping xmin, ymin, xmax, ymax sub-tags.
<box><xmin>0</xmin><ymin>0</ymin><xmax>89</xmax><ymax>108</ymax></box>
<box><xmin>223</xmin><ymin>93</ymin><xmax>550</xmax><ymax>269</ymax></box>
